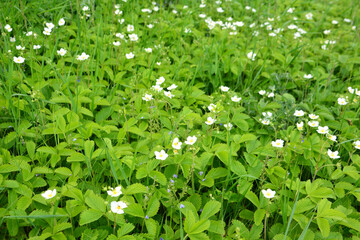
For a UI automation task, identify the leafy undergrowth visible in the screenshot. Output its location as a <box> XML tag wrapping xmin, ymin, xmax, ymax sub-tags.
<box><xmin>1</xmin><ymin>0</ymin><xmax>360</xmax><ymax>239</ymax></box>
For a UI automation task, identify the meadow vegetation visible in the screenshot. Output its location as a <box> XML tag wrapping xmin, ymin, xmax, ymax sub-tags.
<box><xmin>1</xmin><ymin>0</ymin><xmax>360</xmax><ymax>239</ymax></box>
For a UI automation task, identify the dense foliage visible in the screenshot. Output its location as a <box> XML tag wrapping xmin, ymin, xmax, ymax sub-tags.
<box><xmin>1</xmin><ymin>0</ymin><xmax>360</xmax><ymax>239</ymax></box>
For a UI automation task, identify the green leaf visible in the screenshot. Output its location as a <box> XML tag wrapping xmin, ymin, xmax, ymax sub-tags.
<box><xmin>189</xmin><ymin>219</ymin><xmax>210</xmax><ymax>234</ymax></box>
<box><xmin>125</xmin><ymin>203</ymin><xmax>144</xmax><ymax>218</ymax></box>
<box><xmin>205</xmin><ymin>168</ymin><xmax>227</xmax><ymax>179</ymax></box>
<box><xmin>230</xmin><ymin>161</ymin><xmax>246</xmax><ymax>176</ymax></box>
<box><xmin>117</xmin><ymin>223</ymin><xmax>135</xmax><ymax>237</ymax></box>
<box><xmin>145</xmin><ymin>218</ymin><xmax>157</xmax><ymax>237</ymax></box>
<box><xmin>208</xmin><ymin>220</ymin><xmax>225</xmax><ymax>235</ymax></box>
<box><xmin>54</xmin><ymin>167</ymin><xmax>72</xmax><ymax>177</ymax></box>
<box><xmin>188</xmin><ymin>232</ymin><xmax>209</xmax><ymax>240</ymax></box>
<box><xmin>124</xmin><ymin>183</ymin><xmax>148</xmax><ymax>195</ymax></box>
<box><xmin>0</xmin><ymin>164</ymin><xmax>19</xmax><ymax>173</ymax></box>
<box><xmin>200</xmin><ymin>200</ymin><xmax>221</xmax><ymax>220</ymax></box>
<box><xmin>254</xmin><ymin>209</ymin><xmax>266</xmax><ymax>226</ymax></box>
<box><xmin>79</xmin><ymin>209</ymin><xmax>103</xmax><ymax>226</ymax></box>
<box><xmin>234</xmin><ymin>134</ymin><xmax>257</xmax><ymax>144</ymax></box>
<box><xmin>316</xmin><ymin>217</ymin><xmax>330</xmax><ymax>238</ymax></box>
<box><xmin>146</xmin><ymin>197</ymin><xmax>160</xmax><ymax>218</ymax></box>
<box><xmin>84</xmin><ymin>190</ymin><xmax>106</xmax><ymax>213</ymax></box>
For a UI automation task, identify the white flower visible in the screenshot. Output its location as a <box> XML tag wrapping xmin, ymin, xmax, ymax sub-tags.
<box><xmin>249</xmin><ymin>23</ymin><xmax>256</xmax><ymax>28</ymax></box>
<box><xmin>305</xmin><ymin>13</ymin><xmax>313</xmax><ymax>20</ymax></box>
<box><xmin>328</xmin><ymin>149</ymin><xmax>340</xmax><ymax>159</ymax></box>
<box><xmin>4</xmin><ymin>24</ymin><xmax>12</xmax><ymax>32</ymax></box>
<box><xmin>267</xmin><ymin>92</ymin><xmax>275</xmax><ymax>98</ymax></box>
<box><xmin>13</xmin><ymin>56</ymin><xmax>25</xmax><ymax>64</ymax></box>
<box><xmin>261</xmin><ymin>119</ymin><xmax>270</xmax><ymax>125</ymax></box>
<box><xmin>26</xmin><ymin>31</ymin><xmax>33</xmax><ymax>36</ymax></box>
<box><xmin>224</xmin><ymin>123</ymin><xmax>233</xmax><ymax>130</ymax></box>
<box><xmin>127</xmin><ymin>25</ymin><xmax>134</xmax><ymax>32</ymax></box>
<box><xmin>324</xmin><ymin>30</ymin><xmax>331</xmax><ymax>35</ymax></box>
<box><xmin>77</xmin><ymin>52</ymin><xmax>89</xmax><ymax>61</ymax></box>
<box><xmin>317</xmin><ymin>126</ymin><xmax>329</xmax><ymax>134</ymax></box>
<box><xmin>41</xmin><ymin>189</ymin><xmax>57</xmax><ymax>199</ymax></box>
<box><xmin>327</xmin><ymin>134</ymin><xmax>337</xmax><ymax>142</ymax></box>
<box><xmin>234</xmin><ymin>21</ymin><xmax>244</xmax><ymax>27</ymax></box>
<box><xmin>337</xmin><ymin>97</ymin><xmax>348</xmax><ymax>105</ymax></box>
<box><xmin>172</xmin><ymin>10</ymin><xmax>178</xmax><ymax>14</ymax></box>
<box><xmin>262</xmin><ymin>189</ymin><xmax>276</xmax><ymax>199</ymax></box>
<box><xmin>128</xmin><ymin>33</ymin><xmax>138</xmax><ymax>41</ymax></box>
<box><xmin>217</xmin><ymin>7</ymin><xmax>224</xmax><ymax>13</ymax></box>
<box><xmin>288</xmin><ymin>24</ymin><xmax>298</xmax><ymax>30</ymax></box>
<box><xmin>156</xmin><ymin>76</ymin><xmax>165</xmax><ymax>85</ymax></box>
<box><xmin>220</xmin><ymin>86</ymin><xmax>229</xmax><ymax>92</ymax></box>
<box><xmin>309</xmin><ymin>114</ymin><xmax>319</xmax><ymax>120</ymax></box>
<box><xmin>111</xmin><ymin>201</ymin><xmax>128</xmax><ymax>214</ymax></box>
<box><xmin>259</xmin><ymin>90</ymin><xmax>266</xmax><ymax>95</ymax></box>
<box><xmin>252</xmin><ymin>8</ymin><xmax>256</xmax><ymax>13</ymax></box>
<box><xmin>145</xmin><ymin>48</ymin><xmax>152</xmax><ymax>53</ymax></box>
<box><xmin>126</xmin><ymin>52</ymin><xmax>134</xmax><ymax>59</ymax></box>
<box><xmin>113</xmin><ymin>41</ymin><xmax>121</xmax><ymax>46</ymax></box>
<box><xmin>332</xmin><ymin>20</ymin><xmax>338</xmax><ymax>25</ymax></box>
<box><xmin>156</xmin><ymin>62</ymin><xmax>161</xmax><ymax>66</ymax></box>
<box><xmin>107</xmin><ymin>186</ymin><xmax>122</xmax><ymax>197</ymax></box>
<box><xmin>58</xmin><ymin>18</ymin><xmax>65</xmax><ymax>26</ymax></box>
<box><xmin>164</xmin><ymin>91</ymin><xmax>174</xmax><ymax>98</ymax></box>
<box><xmin>185</xmin><ymin>28</ymin><xmax>191</xmax><ymax>33</ymax></box>
<box><xmin>208</xmin><ymin>103</ymin><xmax>216</xmax><ymax>112</ymax></box>
<box><xmin>43</xmin><ymin>27</ymin><xmax>52</xmax><ymax>35</ymax></box>
<box><xmin>356</xmin><ymin>89</ymin><xmax>360</xmax><ymax>96</ymax></box>
<box><xmin>172</xmin><ymin>138</ymin><xmax>182</xmax><ymax>150</ymax></box>
<box><xmin>205</xmin><ymin>117</ymin><xmax>216</xmax><ymax>125</ymax></box>
<box><xmin>57</xmin><ymin>48</ymin><xmax>67</xmax><ymax>56</ymax></box>
<box><xmin>115</xmin><ymin>4</ymin><xmax>120</xmax><ymax>9</ymax></box>
<box><xmin>262</xmin><ymin>112</ymin><xmax>272</xmax><ymax>118</ymax></box>
<box><xmin>152</xmin><ymin>85</ymin><xmax>163</xmax><ymax>92</ymax></box>
<box><xmin>304</xmin><ymin>74</ymin><xmax>313</xmax><ymax>79</ymax></box>
<box><xmin>16</xmin><ymin>45</ymin><xmax>25</xmax><ymax>50</ymax></box>
<box><xmin>115</xmin><ymin>9</ymin><xmax>123</xmax><ymax>15</ymax></box>
<box><xmin>344</xmin><ymin>18</ymin><xmax>351</xmax><ymax>23</ymax></box>
<box><xmin>348</xmin><ymin>87</ymin><xmax>354</xmax><ymax>94</ymax></box>
<box><xmin>200</xmin><ymin>4</ymin><xmax>206</xmax><ymax>8</ymax></box>
<box><xmin>82</xmin><ymin>6</ymin><xmax>89</xmax><ymax>11</ymax></box>
<box><xmin>199</xmin><ymin>14</ymin><xmax>206</xmax><ymax>18</ymax></box>
<box><xmin>147</xmin><ymin>24</ymin><xmax>154</xmax><ymax>29</ymax></box>
<box><xmin>247</xmin><ymin>51</ymin><xmax>256</xmax><ymax>61</ymax></box>
<box><xmin>297</xmin><ymin>122</ymin><xmax>304</xmax><ymax>131</ymax></box>
<box><xmin>10</xmin><ymin>37</ymin><xmax>16</xmax><ymax>42</ymax></box>
<box><xmin>269</xmin><ymin>33</ymin><xmax>276</xmax><ymax>37</ymax></box>
<box><xmin>308</xmin><ymin>121</ymin><xmax>319</xmax><ymax>127</ymax></box>
<box><xmin>321</xmin><ymin>45</ymin><xmax>327</xmax><ymax>50</ymax></box>
<box><xmin>142</xmin><ymin>94</ymin><xmax>153</xmax><ymax>101</ymax></box>
<box><xmin>119</xmin><ymin>19</ymin><xmax>125</xmax><ymax>24</ymax></box>
<box><xmin>271</xmin><ymin>139</ymin><xmax>284</xmax><ymax>148</ymax></box>
<box><xmin>354</xmin><ymin>140</ymin><xmax>360</xmax><ymax>149</ymax></box>
<box><xmin>155</xmin><ymin>150</ymin><xmax>168</xmax><ymax>160</ymax></box>
<box><xmin>245</xmin><ymin>6</ymin><xmax>251</xmax><ymax>10</ymax></box>
<box><xmin>287</xmin><ymin>8</ymin><xmax>294</xmax><ymax>13</ymax></box>
<box><xmin>116</xmin><ymin>33</ymin><xmax>125</xmax><ymax>39</ymax></box>
<box><xmin>185</xmin><ymin>136</ymin><xmax>197</xmax><ymax>145</ymax></box>
<box><xmin>294</xmin><ymin>110</ymin><xmax>305</xmax><ymax>117</ymax></box>
<box><xmin>167</xmin><ymin>84</ymin><xmax>177</xmax><ymax>90</ymax></box>
<box><xmin>33</xmin><ymin>45</ymin><xmax>41</xmax><ymax>50</ymax></box>
<box><xmin>46</xmin><ymin>22</ymin><xmax>55</xmax><ymax>30</ymax></box>
<box><xmin>231</xmin><ymin>96</ymin><xmax>241</xmax><ymax>102</ymax></box>
<box><xmin>153</xmin><ymin>6</ymin><xmax>159</xmax><ymax>11</ymax></box>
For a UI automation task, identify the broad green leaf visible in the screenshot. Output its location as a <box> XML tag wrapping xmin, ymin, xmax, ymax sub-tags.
<box><xmin>254</xmin><ymin>208</ymin><xmax>266</xmax><ymax>226</ymax></box>
<box><xmin>84</xmin><ymin>190</ymin><xmax>106</xmax><ymax>213</ymax></box>
<box><xmin>124</xmin><ymin>183</ymin><xmax>148</xmax><ymax>195</ymax></box>
<box><xmin>200</xmin><ymin>200</ymin><xmax>221</xmax><ymax>220</ymax></box>
<box><xmin>146</xmin><ymin>197</ymin><xmax>160</xmax><ymax>217</ymax></box>
<box><xmin>125</xmin><ymin>203</ymin><xmax>144</xmax><ymax>218</ymax></box>
<box><xmin>316</xmin><ymin>217</ymin><xmax>330</xmax><ymax>238</ymax></box>
<box><xmin>79</xmin><ymin>209</ymin><xmax>103</xmax><ymax>226</ymax></box>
